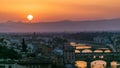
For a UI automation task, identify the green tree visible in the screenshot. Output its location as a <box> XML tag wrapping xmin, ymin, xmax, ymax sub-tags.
<box><xmin>0</xmin><ymin>46</ymin><xmax>21</xmax><ymax>59</ymax></box>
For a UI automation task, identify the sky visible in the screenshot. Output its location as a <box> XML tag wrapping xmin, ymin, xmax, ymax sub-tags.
<box><xmin>0</xmin><ymin>0</ymin><xmax>120</xmax><ymax>22</ymax></box>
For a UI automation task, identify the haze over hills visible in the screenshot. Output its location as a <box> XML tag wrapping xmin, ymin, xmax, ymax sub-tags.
<box><xmin>0</xmin><ymin>18</ymin><xmax>120</xmax><ymax>32</ymax></box>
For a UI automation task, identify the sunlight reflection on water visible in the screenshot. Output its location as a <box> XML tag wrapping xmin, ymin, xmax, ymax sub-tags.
<box><xmin>75</xmin><ymin>61</ymin><xmax>118</xmax><ymax>68</ymax></box>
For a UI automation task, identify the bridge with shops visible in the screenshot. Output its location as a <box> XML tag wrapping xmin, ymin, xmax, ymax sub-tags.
<box><xmin>75</xmin><ymin>52</ymin><xmax>120</xmax><ymax>68</ymax></box>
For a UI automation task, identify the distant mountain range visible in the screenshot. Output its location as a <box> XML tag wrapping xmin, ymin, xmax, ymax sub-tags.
<box><xmin>0</xmin><ymin>18</ymin><xmax>120</xmax><ymax>32</ymax></box>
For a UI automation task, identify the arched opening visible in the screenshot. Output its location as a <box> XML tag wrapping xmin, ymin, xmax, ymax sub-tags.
<box><xmin>75</xmin><ymin>61</ymin><xmax>87</xmax><ymax>68</ymax></box>
<box><xmin>82</xmin><ymin>49</ymin><xmax>92</xmax><ymax>53</ymax></box>
<box><xmin>111</xmin><ymin>61</ymin><xmax>117</xmax><ymax>68</ymax></box>
<box><xmin>91</xmin><ymin>60</ymin><xmax>107</xmax><ymax>68</ymax></box>
<box><xmin>70</xmin><ymin>42</ymin><xmax>76</xmax><ymax>46</ymax></box>
<box><xmin>75</xmin><ymin>50</ymin><xmax>80</xmax><ymax>53</ymax></box>
<box><xmin>94</xmin><ymin>50</ymin><xmax>103</xmax><ymax>53</ymax></box>
<box><xmin>104</xmin><ymin>50</ymin><xmax>111</xmax><ymax>53</ymax></box>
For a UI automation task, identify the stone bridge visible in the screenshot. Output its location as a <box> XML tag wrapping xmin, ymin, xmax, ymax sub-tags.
<box><xmin>75</xmin><ymin>52</ymin><xmax>120</xmax><ymax>68</ymax></box>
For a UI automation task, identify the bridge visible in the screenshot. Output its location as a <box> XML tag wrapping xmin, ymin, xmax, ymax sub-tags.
<box><xmin>75</xmin><ymin>52</ymin><xmax>120</xmax><ymax>68</ymax></box>
<box><xmin>64</xmin><ymin>42</ymin><xmax>120</xmax><ymax>68</ymax></box>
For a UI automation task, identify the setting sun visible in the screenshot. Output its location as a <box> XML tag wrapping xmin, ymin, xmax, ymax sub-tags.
<box><xmin>27</xmin><ymin>15</ymin><xmax>33</xmax><ymax>21</ymax></box>
<box><xmin>0</xmin><ymin>0</ymin><xmax>120</xmax><ymax>22</ymax></box>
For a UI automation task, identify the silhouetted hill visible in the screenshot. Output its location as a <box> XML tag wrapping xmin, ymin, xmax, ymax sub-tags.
<box><xmin>0</xmin><ymin>18</ymin><xmax>120</xmax><ymax>32</ymax></box>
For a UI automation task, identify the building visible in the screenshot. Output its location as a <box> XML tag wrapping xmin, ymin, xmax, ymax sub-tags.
<box><xmin>0</xmin><ymin>62</ymin><xmax>52</xmax><ymax>68</ymax></box>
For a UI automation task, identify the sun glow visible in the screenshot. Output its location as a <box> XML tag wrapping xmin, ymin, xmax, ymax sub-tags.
<box><xmin>27</xmin><ymin>15</ymin><xmax>33</xmax><ymax>21</ymax></box>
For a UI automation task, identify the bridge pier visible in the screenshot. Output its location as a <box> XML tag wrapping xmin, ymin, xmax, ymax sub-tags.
<box><xmin>106</xmin><ymin>61</ymin><xmax>111</xmax><ymax>68</ymax></box>
<box><xmin>87</xmin><ymin>61</ymin><xmax>91</xmax><ymax>68</ymax></box>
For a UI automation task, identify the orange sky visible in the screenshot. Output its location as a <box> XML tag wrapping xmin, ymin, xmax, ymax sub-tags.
<box><xmin>0</xmin><ymin>0</ymin><xmax>120</xmax><ymax>22</ymax></box>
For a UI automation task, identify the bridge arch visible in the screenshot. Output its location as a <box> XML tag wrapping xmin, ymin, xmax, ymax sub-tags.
<box><xmin>75</xmin><ymin>50</ymin><xmax>80</xmax><ymax>53</ymax></box>
<box><xmin>75</xmin><ymin>60</ymin><xmax>87</xmax><ymax>68</ymax></box>
<box><xmin>94</xmin><ymin>50</ymin><xmax>103</xmax><ymax>53</ymax></box>
<box><xmin>70</xmin><ymin>42</ymin><xmax>76</xmax><ymax>46</ymax></box>
<box><xmin>91</xmin><ymin>60</ymin><xmax>107</xmax><ymax>68</ymax></box>
<box><xmin>111</xmin><ymin>61</ymin><xmax>117</xmax><ymax>68</ymax></box>
<box><xmin>104</xmin><ymin>50</ymin><xmax>111</xmax><ymax>53</ymax></box>
<box><xmin>82</xmin><ymin>49</ymin><xmax>92</xmax><ymax>53</ymax></box>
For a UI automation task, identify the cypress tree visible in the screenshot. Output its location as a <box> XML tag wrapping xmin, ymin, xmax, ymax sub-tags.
<box><xmin>22</xmin><ymin>38</ymin><xmax>27</xmax><ymax>52</ymax></box>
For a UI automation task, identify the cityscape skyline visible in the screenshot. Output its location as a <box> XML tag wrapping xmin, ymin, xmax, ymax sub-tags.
<box><xmin>0</xmin><ymin>1</ymin><xmax>120</xmax><ymax>68</ymax></box>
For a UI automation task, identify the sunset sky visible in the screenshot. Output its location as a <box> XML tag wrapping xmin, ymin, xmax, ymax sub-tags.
<box><xmin>0</xmin><ymin>0</ymin><xmax>120</xmax><ymax>22</ymax></box>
